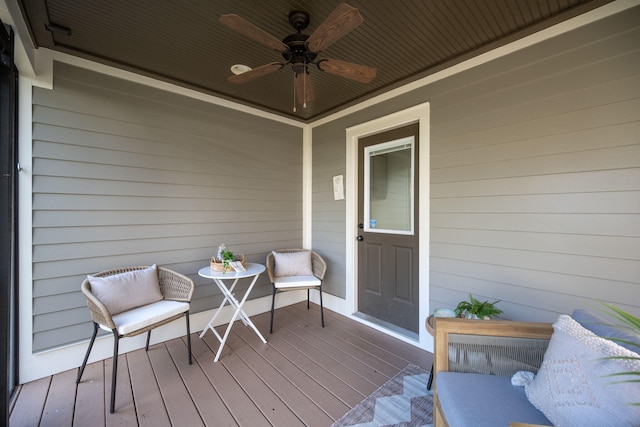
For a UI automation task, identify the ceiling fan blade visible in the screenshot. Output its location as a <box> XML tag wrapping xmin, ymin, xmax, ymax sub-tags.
<box><xmin>317</xmin><ymin>59</ymin><xmax>377</xmax><ymax>83</ymax></box>
<box><xmin>307</xmin><ymin>3</ymin><xmax>363</xmax><ymax>53</ymax></box>
<box><xmin>228</xmin><ymin>62</ymin><xmax>284</xmax><ymax>84</ymax></box>
<box><xmin>295</xmin><ymin>72</ymin><xmax>314</xmax><ymax>105</ymax></box>
<box><xmin>220</xmin><ymin>14</ymin><xmax>288</xmax><ymax>52</ymax></box>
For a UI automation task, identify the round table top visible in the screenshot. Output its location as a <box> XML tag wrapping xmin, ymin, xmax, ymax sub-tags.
<box><xmin>198</xmin><ymin>262</ymin><xmax>265</xmax><ymax>279</ymax></box>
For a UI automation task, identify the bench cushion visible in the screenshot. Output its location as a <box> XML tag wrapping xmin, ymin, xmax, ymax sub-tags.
<box><xmin>99</xmin><ymin>300</ymin><xmax>189</xmax><ymax>335</ymax></box>
<box><xmin>437</xmin><ymin>372</ymin><xmax>551</xmax><ymax>427</ymax></box>
<box><xmin>572</xmin><ymin>309</ymin><xmax>640</xmax><ymax>353</ymax></box>
<box><xmin>274</xmin><ymin>275</ymin><xmax>321</xmax><ymax>289</ymax></box>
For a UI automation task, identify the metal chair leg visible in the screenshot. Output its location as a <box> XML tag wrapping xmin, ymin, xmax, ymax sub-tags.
<box><xmin>185</xmin><ymin>311</ymin><xmax>192</xmax><ymax>364</ymax></box>
<box><xmin>110</xmin><ymin>330</ymin><xmax>120</xmax><ymax>413</ymax></box>
<box><xmin>76</xmin><ymin>322</ymin><xmax>99</xmax><ymax>383</ymax></box>
<box><xmin>319</xmin><ymin>285</ymin><xmax>325</xmax><ymax>327</ymax></box>
<box><xmin>307</xmin><ymin>289</ymin><xmax>310</xmax><ymax>309</ymax></box>
<box><xmin>270</xmin><ymin>286</ymin><xmax>277</xmax><ymax>334</ymax></box>
<box><xmin>145</xmin><ymin>330</ymin><xmax>152</xmax><ymax>351</ymax></box>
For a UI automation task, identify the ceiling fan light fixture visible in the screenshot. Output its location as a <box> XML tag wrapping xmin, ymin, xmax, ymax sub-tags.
<box><xmin>230</xmin><ymin>64</ymin><xmax>252</xmax><ymax>75</ymax></box>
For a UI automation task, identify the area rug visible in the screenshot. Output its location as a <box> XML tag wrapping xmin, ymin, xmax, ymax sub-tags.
<box><xmin>332</xmin><ymin>364</ymin><xmax>433</xmax><ymax>427</ymax></box>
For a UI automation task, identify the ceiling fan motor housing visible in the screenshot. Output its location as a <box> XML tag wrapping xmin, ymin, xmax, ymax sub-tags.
<box><xmin>282</xmin><ymin>32</ymin><xmax>317</xmax><ymax>74</ymax></box>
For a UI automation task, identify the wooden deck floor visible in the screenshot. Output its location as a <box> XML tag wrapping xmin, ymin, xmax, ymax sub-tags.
<box><xmin>9</xmin><ymin>302</ymin><xmax>433</xmax><ymax>427</ymax></box>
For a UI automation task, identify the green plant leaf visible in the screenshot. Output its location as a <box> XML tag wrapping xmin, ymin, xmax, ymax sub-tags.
<box><xmin>595</xmin><ymin>303</ymin><xmax>640</xmax><ymax>405</ymax></box>
<box><xmin>454</xmin><ymin>293</ymin><xmax>503</xmax><ymax>318</ymax></box>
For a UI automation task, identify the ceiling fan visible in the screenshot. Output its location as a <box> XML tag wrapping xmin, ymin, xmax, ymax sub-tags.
<box><xmin>219</xmin><ymin>3</ymin><xmax>377</xmax><ymax>109</ymax></box>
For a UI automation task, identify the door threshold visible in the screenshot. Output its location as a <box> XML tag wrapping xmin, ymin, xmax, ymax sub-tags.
<box><xmin>354</xmin><ymin>312</ymin><xmax>419</xmax><ymax>341</ymax></box>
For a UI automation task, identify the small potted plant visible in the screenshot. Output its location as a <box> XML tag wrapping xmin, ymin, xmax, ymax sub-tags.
<box><xmin>455</xmin><ymin>293</ymin><xmax>503</xmax><ymax>319</ymax></box>
<box><xmin>220</xmin><ymin>249</ymin><xmax>235</xmax><ymax>271</ymax></box>
<box><xmin>211</xmin><ymin>243</ymin><xmax>245</xmax><ymax>272</ymax></box>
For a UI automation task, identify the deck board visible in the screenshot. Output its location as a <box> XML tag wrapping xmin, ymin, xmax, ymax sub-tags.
<box><xmin>73</xmin><ymin>361</ymin><xmax>105</xmax><ymax>427</ymax></box>
<box><xmin>10</xmin><ymin>303</ymin><xmax>433</xmax><ymax>426</ymax></box>
<box><xmin>9</xmin><ymin>376</ymin><xmax>50</xmax><ymax>427</ymax></box>
<box><xmin>110</xmin><ymin>354</ymin><xmax>139</xmax><ymax>426</ymax></box>
<box><xmin>216</xmin><ymin>328</ymin><xmax>333</xmax><ymax>427</ymax></box>
<box><xmin>286</xmin><ymin>304</ymin><xmax>415</xmax><ymax>372</ymax></box>
<box><xmin>261</xmin><ymin>323</ymin><xmax>378</xmax><ymax>398</ymax></box>
<box><xmin>40</xmin><ymin>368</ymin><xmax>76</xmax><ymax>427</ymax></box>
<box><xmin>273</xmin><ymin>307</ymin><xmax>395</xmax><ymax>383</ymax></box>
<box><xmin>214</xmin><ymin>330</ymin><xmax>307</xmax><ymax>426</ymax></box>
<box><xmin>235</xmin><ymin>323</ymin><xmax>349</xmax><ymax>422</ymax></box>
<box><xmin>148</xmin><ymin>343</ymin><xmax>205</xmax><ymax>427</ymax></box>
<box><xmin>191</xmin><ymin>335</ymin><xmax>271</xmax><ymax>426</ymax></box>
<box><xmin>252</xmin><ymin>324</ymin><xmax>364</xmax><ymax>407</ymax></box>
<box><xmin>166</xmin><ymin>338</ymin><xmax>238</xmax><ymax>427</ymax></box>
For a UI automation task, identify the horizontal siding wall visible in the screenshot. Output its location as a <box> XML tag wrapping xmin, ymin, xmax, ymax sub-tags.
<box><xmin>311</xmin><ymin>126</ymin><xmax>349</xmax><ymax>298</ymax></box>
<box><xmin>312</xmin><ymin>6</ymin><xmax>640</xmax><ymax>322</ymax></box>
<box><xmin>428</xmin><ymin>7</ymin><xmax>640</xmax><ymax>321</ymax></box>
<box><xmin>32</xmin><ymin>63</ymin><xmax>303</xmax><ymax>351</ymax></box>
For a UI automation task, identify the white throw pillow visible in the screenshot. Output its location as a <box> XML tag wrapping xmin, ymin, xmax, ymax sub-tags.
<box><xmin>88</xmin><ymin>264</ymin><xmax>163</xmax><ymax>315</ymax></box>
<box><xmin>273</xmin><ymin>251</ymin><xmax>314</xmax><ymax>277</ymax></box>
<box><xmin>525</xmin><ymin>314</ymin><xmax>640</xmax><ymax>427</ymax></box>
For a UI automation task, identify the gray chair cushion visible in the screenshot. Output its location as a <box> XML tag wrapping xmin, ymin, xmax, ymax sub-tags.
<box><xmin>437</xmin><ymin>372</ymin><xmax>551</xmax><ymax>427</ymax></box>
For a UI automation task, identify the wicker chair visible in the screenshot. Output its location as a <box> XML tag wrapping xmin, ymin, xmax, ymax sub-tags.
<box><xmin>76</xmin><ymin>266</ymin><xmax>194</xmax><ymax>413</ymax></box>
<box><xmin>433</xmin><ymin>317</ymin><xmax>554</xmax><ymax>427</ymax></box>
<box><xmin>266</xmin><ymin>249</ymin><xmax>327</xmax><ymax>333</ymax></box>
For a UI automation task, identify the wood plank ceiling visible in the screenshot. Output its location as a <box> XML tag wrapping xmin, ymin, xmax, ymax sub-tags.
<box><xmin>17</xmin><ymin>0</ymin><xmax>612</xmax><ymax>122</ymax></box>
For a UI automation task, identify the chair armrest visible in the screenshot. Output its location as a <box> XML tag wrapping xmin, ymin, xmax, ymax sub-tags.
<box><xmin>80</xmin><ymin>279</ymin><xmax>117</xmax><ymax>329</ymax></box>
<box><xmin>310</xmin><ymin>251</ymin><xmax>327</xmax><ymax>280</ymax></box>
<box><xmin>434</xmin><ymin>318</ymin><xmax>553</xmax><ymax>376</ymax></box>
<box><xmin>158</xmin><ymin>267</ymin><xmax>194</xmax><ymax>302</ymax></box>
<box><xmin>266</xmin><ymin>252</ymin><xmax>276</xmax><ymax>283</ymax></box>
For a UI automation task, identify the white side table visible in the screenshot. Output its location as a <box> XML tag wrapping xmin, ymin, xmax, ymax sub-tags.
<box><xmin>198</xmin><ymin>262</ymin><xmax>267</xmax><ymax>362</ymax></box>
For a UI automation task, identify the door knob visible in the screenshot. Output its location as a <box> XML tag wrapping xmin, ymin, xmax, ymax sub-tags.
<box><xmin>357</xmin><ymin>235</ymin><xmax>364</xmax><ymax>241</ymax></box>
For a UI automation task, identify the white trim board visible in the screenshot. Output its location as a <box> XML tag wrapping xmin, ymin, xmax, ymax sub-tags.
<box><xmin>344</xmin><ymin>102</ymin><xmax>432</xmax><ymax>352</ymax></box>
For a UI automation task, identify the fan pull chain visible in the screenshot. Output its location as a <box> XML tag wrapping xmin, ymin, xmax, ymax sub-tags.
<box><xmin>292</xmin><ymin>72</ymin><xmax>297</xmax><ymax>113</ymax></box>
<box><xmin>303</xmin><ymin>68</ymin><xmax>307</xmax><ymax>109</ymax></box>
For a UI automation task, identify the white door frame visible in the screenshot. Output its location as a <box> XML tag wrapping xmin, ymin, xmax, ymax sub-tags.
<box><xmin>345</xmin><ymin>102</ymin><xmax>432</xmax><ymax>351</ymax></box>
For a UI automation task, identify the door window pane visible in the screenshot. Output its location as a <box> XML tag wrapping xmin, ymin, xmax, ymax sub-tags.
<box><xmin>364</xmin><ymin>136</ymin><xmax>414</xmax><ymax>234</ymax></box>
